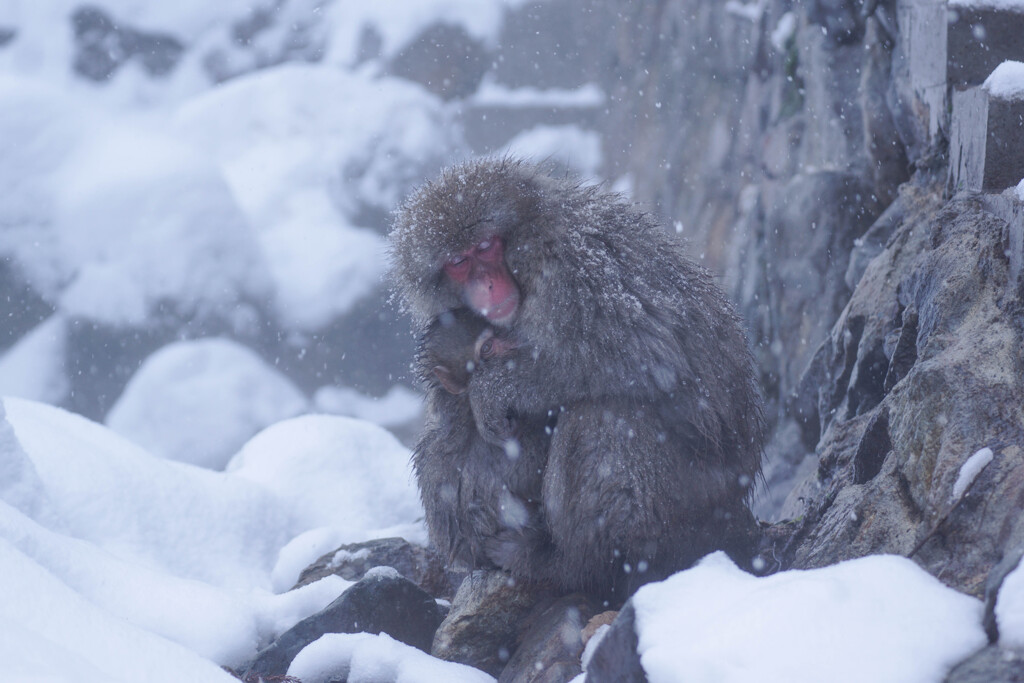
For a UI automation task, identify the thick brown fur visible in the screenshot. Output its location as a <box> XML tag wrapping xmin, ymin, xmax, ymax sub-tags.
<box><xmin>392</xmin><ymin>158</ymin><xmax>764</xmax><ymax>603</ymax></box>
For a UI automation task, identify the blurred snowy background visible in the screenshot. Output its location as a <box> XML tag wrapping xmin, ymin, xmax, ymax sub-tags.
<box><xmin>0</xmin><ymin>0</ymin><xmax>607</xmax><ymax>464</ymax></box>
<box><xmin>0</xmin><ymin>1</ymin><xmax>612</xmax><ymax>680</ymax></box>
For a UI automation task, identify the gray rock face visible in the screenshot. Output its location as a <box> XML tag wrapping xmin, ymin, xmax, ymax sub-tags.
<box><xmin>585</xmin><ymin>603</ymin><xmax>646</xmax><ymax>683</ymax></box>
<box><xmin>432</xmin><ymin>571</ymin><xmax>552</xmax><ymax>677</ymax></box>
<box><xmin>945</xmin><ymin>645</ymin><xmax>1024</xmax><ymax>683</ymax></box>
<box><xmin>293</xmin><ymin>537</ymin><xmax>454</xmax><ymax>599</ymax></box>
<box><xmin>498</xmin><ymin>593</ymin><xmax>603</xmax><ymax>683</ymax></box>
<box><xmin>387</xmin><ymin>22</ymin><xmax>491</xmax><ymax>100</ymax></box>
<box><xmin>242</xmin><ymin>571</ymin><xmax>445</xmax><ymax>680</ymax></box>
<box><xmin>71</xmin><ymin>6</ymin><xmax>184</xmax><ymax>82</ymax></box>
<box><xmin>782</xmin><ymin>187</ymin><xmax>1024</xmax><ymax>597</ymax></box>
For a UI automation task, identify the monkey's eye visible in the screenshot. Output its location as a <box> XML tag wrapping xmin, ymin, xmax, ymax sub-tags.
<box><xmin>477</xmin><ymin>239</ymin><xmax>493</xmax><ymax>252</ymax></box>
<box><xmin>479</xmin><ymin>339</ymin><xmax>494</xmax><ymax>359</ymax></box>
<box><xmin>444</xmin><ymin>254</ymin><xmax>470</xmax><ymax>279</ymax></box>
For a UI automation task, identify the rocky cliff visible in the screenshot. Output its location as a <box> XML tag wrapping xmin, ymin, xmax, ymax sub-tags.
<box><xmin>570</xmin><ymin>0</ymin><xmax>1024</xmax><ymax>679</ymax></box>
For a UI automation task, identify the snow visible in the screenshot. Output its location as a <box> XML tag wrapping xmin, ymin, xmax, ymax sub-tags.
<box><xmin>503</xmin><ymin>125</ymin><xmax>604</xmax><ymax>180</ymax></box>
<box><xmin>0</xmin><ymin>396</ymin><xmax>423</xmax><ymax>676</ymax></box>
<box><xmin>105</xmin><ymin>338</ymin><xmax>309</xmax><ymax>470</ymax></box>
<box><xmin>950</xmin><ymin>0</ymin><xmax>1024</xmax><ymax>10</ymax></box>
<box><xmin>227</xmin><ymin>414</ymin><xmax>422</xmax><ymax>538</ymax></box>
<box><xmin>0</xmin><ymin>315</ymin><xmax>68</xmax><ymax>405</ymax></box>
<box><xmin>631</xmin><ymin>552</ymin><xmax>986</xmax><ymax>683</ymax></box>
<box><xmin>1017</xmin><ymin>178</ymin><xmax>1024</xmax><ymax>202</ymax></box>
<box><xmin>173</xmin><ymin>64</ymin><xmax>461</xmax><ymax>330</ymax></box>
<box><xmin>54</xmin><ymin>121</ymin><xmax>272</xmax><ymax>326</ymax></box>
<box><xmin>472</xmin><ymin>79</ymin><xmax>607</xmax><ymax>107</ymax></box>
<box><xmin>314</xmin><ymin>384</ymin><xmax>424</xmax><ymax>428</ymax></box>
<box><xmin>951</xmin><ymin>446</ymin><xmax>994</xmax><ymax>502</ymax></box>
<box><xmin>983</xmin><ymin>60</ymin><xmax>1024</xmax><ymax>100</ymax></box>
<box><xmin>997</xmin><ymin>555</ymin><xmax>1024</xmax><ymax>647</ymax></box>
<box><xmin>771</xmin><ymin>12</ymin><xmax>798</xmax><ymax>51</ymax></box>
<box><xmin>288</xmin><ymin>632</ymin><xmax>496</xmax><ymax>683</ymax></box>
<box><xmin>724</xmin><ymin>0</ymin><xmax>766</xmax><ymax>22</ymax></box>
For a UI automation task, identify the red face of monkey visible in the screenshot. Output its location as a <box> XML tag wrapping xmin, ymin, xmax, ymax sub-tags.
<box><xmin>443</xmin><ymin>235</ymin><xmax>521</xmax><ymax>326</ymax></box>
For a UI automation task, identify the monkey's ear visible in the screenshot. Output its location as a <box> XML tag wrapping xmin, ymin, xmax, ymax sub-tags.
<box><xmin>433</xmin><ymin>366</ymin><xmax>468</xmax><ymax>395</ymax></box>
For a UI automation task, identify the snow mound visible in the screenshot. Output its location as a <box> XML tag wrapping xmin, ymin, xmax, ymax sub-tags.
<box><xmin>0</xmin><ymin>396</ymin><xmax>425</xmax><ymax>673</ymax></box>
<box><xmin>54</xmin><ymin>122</ymin><xmax>270</xmax><ymax>326</ymax></box>
<box><xmin>174</xmin><ymin>64</ymin><xmax>463</xmax><ymax>329</ymax></box>
<box><xmin>4</xmin><ymin>397</ymin><xmax>289</xmax><ymax>589</ymax></box>
<box><xmin>0</xmin><ymin>315</ymin><xmax>69</xmax><ymax>405</ymax></box>
<box><xmin>289</xmin><ymin>632</ymin><xmax>496</xmax><ymax>683</ymax></box>
<box><xmin>227</xmin><ymin>414</ymin><xmax>422</xmax><ymax>537</ymax></box>
<box><xmin>106</xmin><ymin>338</ymin><xmax>309</xmax><ymax>470</ymax></box>
<box><xmin>983</xmin><ymin>60</ymin><xmax>1024</xmax><ymax>100</ymax></box>
<box><xmin>632</xmin><ymin>552</ymin><xmax>987</xmax><ymax>683</ymax></box>
<box><xmin>0</xmin><ymin>76</ymin><xmax>93</xmax><ymax>300</ymax></box>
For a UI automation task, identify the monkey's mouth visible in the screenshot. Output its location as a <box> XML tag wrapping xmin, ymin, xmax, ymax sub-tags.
<box><xmin>484</xmin><ymin>292</ymin><xmax>519</xmax><ymax>325</ymax></box>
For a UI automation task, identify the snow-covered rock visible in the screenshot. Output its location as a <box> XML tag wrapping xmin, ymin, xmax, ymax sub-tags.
<box><xmin>227</xmin><ymin>414</ymin><xmax>422</xmax><ymax>537</ymax></box>
<box><xmin>105</xmin><ymin>338</ymin><xmax>309</xmax><ymax>470</ymax></box>
<box><xmin>629</xmin><ymin>553</ymin><xmax>987</xmax><ymax>683</ymax></box>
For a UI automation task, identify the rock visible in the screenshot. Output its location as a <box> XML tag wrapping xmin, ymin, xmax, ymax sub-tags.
<box><xmin>71</xmin><ymin>6</ymin><xmax>184</xmax><ymax>82</ymax></box>
<box><xmin>387</xmin><ymin>22</ymin><xmax>491</xmax><ymax>100</ymax></box>
<box><xmin>493</xmin><ymin>2</ymin><xmax>589</xmax><ymax>90</ymax></box>
<box><xmin>948</xmin><ymin>79</ymin><xmax>1024</xmax><ymax>194</ymax></box>
<box><xmin>202</xmin><ymin>1</ymin><xmax>329</xmax><ymax>83</ymax></box>
<box><xmin>890</xmin><ymin>0</ymin><xmax>947</xmax><ymax>162</ymax></box>
<box><xmin>782</xmin><ymin>188</ymin><xmax>1024</xmax><ymax>598</ymax></box>
<box><xmin>498</xmin><ymin>593</ymin><xmax>604</xmax><ymax>683</ymax></box>
<box><xmin>584</xmin><ymin>603</ymin><xmax>646</xmax><ymax>683</ymax></box>
<box><xmin>432</xmin><ymin>570</ymin><xmax>553</xmax><ymax>677</ymax></box>
<box><xmin>945</xmin><ymin>644</ymin><xmax>1024</xmax><ymax>683</ymax></box>
<box><xmin>105</xmin><ymin>338</ymin><xmax>309</xmax><ymax>470</ymax></box>
<box><xmin>294</xmin><ymin>537</ymin><xmax>454</xmax><ymax>600</ymax></box>
<box><xmin>242</xmin><ymin>571</ymin><xmax>444</xmax><ymax>680</ymax></box>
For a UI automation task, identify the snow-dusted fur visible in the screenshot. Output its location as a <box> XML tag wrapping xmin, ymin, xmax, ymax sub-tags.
<box><xmin>391</xmin><ymin>158</ymin><xmax>764</xmax><ymax>601</ymax></box>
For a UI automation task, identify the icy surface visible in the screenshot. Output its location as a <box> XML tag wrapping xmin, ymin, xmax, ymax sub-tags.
<box><xmin>997</xmin><ymin>555</ymin><xmax>1024</xmax><ymax>647</ymax></box>
<box><xmin>983</xmin><ymin>60</ymin><xmax>1024</xmax><ymax>100</ymax></box>
<box><xmin>951</xmin><ymin>447</ymin><xmax>994</xmax><ymax>502</ymax></box>
<box><xmin>632</xmin><ymin>552</ymin><xmax>986</xmax><ymax>683</ymax></box>
<box><xmin>105</xmin><ymin>338</ymin><xmax>309</xmax><ymax>470</ymax></box>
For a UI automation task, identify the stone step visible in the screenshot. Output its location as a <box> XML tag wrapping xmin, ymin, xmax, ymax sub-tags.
<box><xmin>948</xmin><ymin>61</ymin><xmax>1024</xmax><ymax>194</ymax></box>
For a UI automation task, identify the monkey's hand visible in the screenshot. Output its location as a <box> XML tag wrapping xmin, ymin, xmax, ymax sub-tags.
<box><xmin>470</xmin><ymin>397</ymin><xmax>520</xmax><ymax>446</ymax></box>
